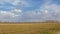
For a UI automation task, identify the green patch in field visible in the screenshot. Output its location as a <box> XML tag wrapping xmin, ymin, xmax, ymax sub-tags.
<box><xmin>11</xmin><ymin>32</ymin><xmax>14</xmax><ymax>34</ymax></box>
<box><xmin>2</xmin><ymin>32</ymin><xmax>6</xmax><ymax>34</ymax></box>
<box><xmin>15</xmin><ymin>30</ymin><xmax>26</xmax><ymax>32</ymax></box>
<box><xmin>43</xmin><ymin>30</ymin><xmax>51</xmax><ymax>34</ymax></box>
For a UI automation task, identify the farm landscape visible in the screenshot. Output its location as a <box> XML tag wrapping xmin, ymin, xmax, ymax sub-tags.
<box><xmin>0</xmin><ymin>21</ymin><xmax>60</xmax><ymax>34</ymax></box>
<box><xmin>0</xmin><ymin>0</ymin><xmax>60</xmax><ymax>34</ymax></box>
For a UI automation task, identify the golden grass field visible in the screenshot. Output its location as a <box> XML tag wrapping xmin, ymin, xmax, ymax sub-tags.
<box><xmin>0</xmin><ymin>22</ymin><xmax>60</xmax><ymax>34</ymax></box>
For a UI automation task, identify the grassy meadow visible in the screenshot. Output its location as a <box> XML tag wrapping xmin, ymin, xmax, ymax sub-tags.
<box><xmin>0</xmin><ymin>22</ymin><xmax>60</xmax><ymax>34</ymax></box>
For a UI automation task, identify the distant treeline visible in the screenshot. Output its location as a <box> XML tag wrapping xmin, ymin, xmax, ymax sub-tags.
<box><xmin>0</xmin><ymin>20</ymin><xmax>60</xmax><ymax>24</ymax></box>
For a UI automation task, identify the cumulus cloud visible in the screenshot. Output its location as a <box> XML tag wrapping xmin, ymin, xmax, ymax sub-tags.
<box><xmin>0</xmin><ymin>0</ymin><xmax>29</xmax><ymax>8</ymax></box>
<box><xmin>38</xmin><ymin>0</ymin><xmax>60</xmax><ymax>21</ymax></box>
<box><xmin>0</xmin><ymin>11</ymin><xmax>15</xmax><ymax>18</ymax></box>
<box><xmin>12</xmin><ymin>0</ymin><xmax>28</xmax><ymax>7</ymax></box>
<box><xmin>0</xmin><ymin>9</ymin><xmax>23</xmax><ymax>22</ymax></box>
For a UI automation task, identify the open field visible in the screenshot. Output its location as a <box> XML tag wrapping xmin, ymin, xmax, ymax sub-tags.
<box><xmin>0</xmin><ymin>23</ymin><xmax>60</xmax><ymax>34</ymax></box>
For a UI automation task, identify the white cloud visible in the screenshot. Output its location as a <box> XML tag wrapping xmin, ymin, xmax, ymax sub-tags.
<box><xmin>13</xmin><ymin>9</ymin><xmax>22</xmax><ymax>13</ymax></box>
<box><xmin>38</xmin><ymin>0</ymin><xmax>60</xmax><ymax>20</ymax></box>
<box><xmin>0</xmin><ymin>0</ymin><xmax>29</xmax><ymax>7</ymax></box>
<box><xmin>12</xmin><ymin>0</ymin><xmax>25</xmax><ymax>6</ymax></box>
<box><xmin>0</xmin><ymin>11</ymin><xmax>7</xmax><ymax>14</ymax></box>
<box><xmin>44</xmin><ymin>9</ymin><xmax>48</xmax><ymax>13</ymax></box>
<box><xmin>0</xmin><ymin>11</ymin><xmax>15</xmax><ymax>17</ymax></box>
<box><xmin>0</xmin><ymin>0</ymin><xmax>32</xmax><ymax>8</ymax></box>
<box><xmin>0</xmin><ymin>9</ymin><xmax>23</xmax><ymax>22</ymax></box>
<box><xmin>0</xmin><ymin>9</ymin><xmax>22</xmax><ymax>18</ymax></box>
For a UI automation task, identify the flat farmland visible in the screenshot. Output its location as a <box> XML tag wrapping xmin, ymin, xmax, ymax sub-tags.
<box><xmin>0</xmin><ymin>23</ymin><xmax>60</xmax><ymax>34</ymax></box>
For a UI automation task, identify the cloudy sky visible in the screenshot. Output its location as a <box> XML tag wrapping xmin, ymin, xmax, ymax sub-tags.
<box><xmin>0</xmin><ymin>0</ymin><xmax>60</xmax><ymax>22</ymax></box>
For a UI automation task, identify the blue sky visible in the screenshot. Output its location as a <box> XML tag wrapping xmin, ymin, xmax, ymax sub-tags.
<box><xmin>0</xmin><ymin>0</ymin><xmax>60</xmax><ymax>22</ymax></box>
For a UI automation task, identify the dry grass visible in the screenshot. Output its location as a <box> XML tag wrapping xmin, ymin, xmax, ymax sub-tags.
<box><xmin>0</xmin><ymin>23</ymin><xmax>60</xmax><ymax>34</ymax></box>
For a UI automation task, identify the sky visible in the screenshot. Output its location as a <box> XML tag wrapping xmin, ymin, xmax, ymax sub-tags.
<box><xmin>0</xmin><ymin>0</ymin><xmax>60</xmax><ymax>22</ymax></box>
